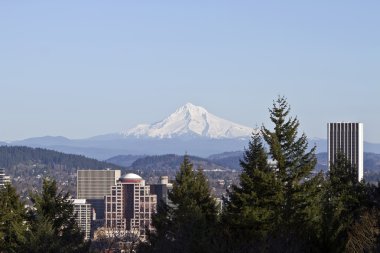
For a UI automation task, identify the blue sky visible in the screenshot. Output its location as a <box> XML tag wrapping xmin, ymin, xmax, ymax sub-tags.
<box><xmin>0</xmin><ymin>1</ymin><xmax>379</xmax><ymax>142</ymax></box>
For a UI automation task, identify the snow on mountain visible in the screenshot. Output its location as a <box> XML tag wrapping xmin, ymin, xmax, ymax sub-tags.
<box><xmin>124</xmin><ymin>103</ymin><xmax>255</xmax><ymax>139</ymax></box>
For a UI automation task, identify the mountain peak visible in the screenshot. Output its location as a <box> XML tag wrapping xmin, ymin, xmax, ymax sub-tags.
<box><xmin>184</xmin><ymin>102</ymin><xmax>197</xmax><ymax>108</ymax></box>
<box><xmin>177</xmin><ymin>103</ymin><xmax>207</xmax><ymax>114</ymax></box>
<box><xmin>124</xmin><ymin>103</ymin><xmax>254</xmax><ymax>139</ymax></box>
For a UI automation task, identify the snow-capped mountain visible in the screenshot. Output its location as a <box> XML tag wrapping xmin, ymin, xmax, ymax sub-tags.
<box><xmin>5</xmin><ymin>102</ymin><xmax>380</xmax><ymax>159</ymax></box>
<box><xmin>123</xmin><ymin>103</ymin><xmax>255</xmax><ymax>139</ymax></box>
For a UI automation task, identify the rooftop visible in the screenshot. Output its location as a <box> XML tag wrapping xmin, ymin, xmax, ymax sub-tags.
<box><xmin>120</xmin><ymin>173</ymin><xmax>142</xmax><ymax>180</ymax></box>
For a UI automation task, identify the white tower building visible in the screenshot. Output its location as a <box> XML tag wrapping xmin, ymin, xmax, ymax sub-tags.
<box><xmin>73</xmin><ymin>199</ymin><xmax>93</xmax><ymax>240</ymax></box>
<box><xmin>327</xmin><ymin>122</ymin><xmax>364</xmax><ymax>181</ymax></box>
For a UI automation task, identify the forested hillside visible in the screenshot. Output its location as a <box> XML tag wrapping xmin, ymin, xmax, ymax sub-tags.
<box><xmin>0</xmin><ymin>146</ymin><xmax>121</xmax><ymax>198</ymax></box>
<box><xmin>0</xmin><ymin>146</ymin><xmax>120</xmax><ymax>169</ymax></box>
<box><xmin>131</xmin><ymin>154</ymin><xmax>227</xmax><ymax>171</ymax></box>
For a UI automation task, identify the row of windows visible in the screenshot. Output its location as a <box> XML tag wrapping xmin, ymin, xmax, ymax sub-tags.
<box><xmin>328</xmin><ymin>123</ymin><xmax>362</xmax><ymax>166</ymax></box>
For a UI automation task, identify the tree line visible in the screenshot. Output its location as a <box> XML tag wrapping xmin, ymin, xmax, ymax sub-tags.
<box><xmin>0</xmin><ymin>179</ymin><xmax>89</xmax><ymax>253</ymax></box>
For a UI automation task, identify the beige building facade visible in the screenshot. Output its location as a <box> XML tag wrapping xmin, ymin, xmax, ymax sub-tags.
<box><xmin>105</xmin><ymin>173</ymin><xmax>157</xmax><ymax>240</ymax></box>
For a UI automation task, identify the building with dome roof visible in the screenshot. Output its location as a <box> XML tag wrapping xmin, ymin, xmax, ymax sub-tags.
<box><xmin>104</xmin><ymin>173</ymin><xmax>157</xmax><ymax>239</ymax></box>
<box><xmin>119</xmin><ymin>173</ymin><xmax>143</xmax><ymax>183</ymax></box>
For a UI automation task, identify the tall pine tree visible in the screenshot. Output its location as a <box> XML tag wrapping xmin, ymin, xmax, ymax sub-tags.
<box><xmin>320</xmin><ymin>153</ymin><xmax>377</xmax><ymax>252</ymax></box>
<box><xmin>0</xmin><ymin>184</ymin><xmax>27</xmax><ymax>253</ymax></box>
<box><xmin>26</xmin><ymin>178</ymin><xmax>90</xmax><ymax>253</ymax></box>
<box><xmin>139</xmin><ymin>155</ymin><xmax>218</xmax><ymax>253</ymax></box>
<box><xmin>223</xmin><ymin>132</ymin><xmax>282</xmax><ymax>252</ymax></box>
<box><xmin>261</xmin><ymin>96</ymin><xmax>323</xmax><ymax>252</ymax></box>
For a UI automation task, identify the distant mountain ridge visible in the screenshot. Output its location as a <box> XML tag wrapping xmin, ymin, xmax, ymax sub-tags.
<box><xmin>3</xmin><ymin>103</ymin><xmax>380</xmax><ymax>159</ymax></box>
<box><xmin>107</xmin><ymin>152</ymin><xmax>380</xmax><ymax>174</ymax></box>
<box><xmin>129</xmin><ymin>154</ymin><xmax>229</xmax><ymax>172</ymax></box>
<box><xmin>106</xmin><ymin>154</ymin><xmax>146</xmax><ymax>167</ymax></box>
<box><xmin>1</xmin><ymin>103</ymin><xmax>256</xmax><ymax>158</ymax></box>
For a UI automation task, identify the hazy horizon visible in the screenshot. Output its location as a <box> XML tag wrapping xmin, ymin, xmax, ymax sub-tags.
<box><xmin>1</xmin><ymin>1</ymin><xmax>379</xmax><ymax>142</ymax></box>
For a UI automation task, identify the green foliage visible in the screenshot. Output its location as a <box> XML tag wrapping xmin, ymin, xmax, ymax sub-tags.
<box><xmin>26</xmin><ymin>178</ymin><xmax>90</xmax><ymax>253</ymax></box>
<box><xmin>170</xmin><ymin>155</ymin><xmax>217</xmax><ymax>220</ymax></box>
<box><xmin>320</xmin><ymin>154</ymin><xmax>378</xmax><ymax>252</ymax></box>
<box><xmin>139</xmin><ymin>155</ymin><xmax>218</xmax><ymax>253</ymax></box>
<box><xmin>260</xmin><ymin>96</ymin><xmax>323</xmax><ymax>252</ymax></box>
<box><xmin>223</xmin><ymin>132</ymin><xmax>282</xmax><ymax>252</ymax></box>
<box><xmin>0</xmin><ymin>184</ymin><xmax>27</xmax><ymax>253</ymax></box>
<box><xmin>222</xmin><ymin>97</ymin><xmax>324</xmax><ymax>252</ymax></box>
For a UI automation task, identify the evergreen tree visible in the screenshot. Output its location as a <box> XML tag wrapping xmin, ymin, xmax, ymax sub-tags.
<box><xmin>26</xmin><ymin>178</ymin><xmax>90</xmax><ymax>253</ymax></box>
<box><xmin>261</xmin><ymin>96</ymin><xmax>323</xmax><ymax>252</ymax></box>
<box><xmin>0</xmin><ymin>184</ymin><xmax>27</xmax><ymax>253</ymax></box>
<box><xmin>320</xmin><ymin>153</ymin><xmax>377</xmax><ymax>252</ymax></box>
<box><xmin>223</xmin><ymin>132</ymin><xmax>282</xmax><ymax>252</ymax></box>
<box><xmin>139</xmin><ymin>155</ymin><xmax>218</xmax><ymax>253</ymax></box>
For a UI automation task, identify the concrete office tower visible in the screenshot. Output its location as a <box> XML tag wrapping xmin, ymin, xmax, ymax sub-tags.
<box><xmin>105</xmin><ymin>173</ymin><xmax>157</xmax><ymax>240</ymax></box>
<box><xmin>327</xmin><ymin>122</ymin><xmax>364</xmax><ymax>181</ymax></box>
<box><xmin>77</xmin><ymin>169</ymin><xmax>121</xmax><ymax>219</ymax></box>
<box><xmin>73</xmin><ymin>199</ymin><xmax>92</xmax><ymax>240</ymax></box>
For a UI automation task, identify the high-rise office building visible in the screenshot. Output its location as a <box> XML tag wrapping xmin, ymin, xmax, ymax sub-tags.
<box><xmin>77</xmin><ymin>169</ymin><xmax>121</xmax><ymax>219</ymax></box>
<box><xmin>73</xmin><ymin>199</ymin><xmax>93</xmax><ymax>240</ymax></box>
<box><xmin>327</xmin><ymin>122</ymin><xmax>364</xmax><ymax>181</ymax></box>
<box><xmin>105</xmin><ymin>173</ymin><xmax>157</xmax><ymax>240</ymax></box>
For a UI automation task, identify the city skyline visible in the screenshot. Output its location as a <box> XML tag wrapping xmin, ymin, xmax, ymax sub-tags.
<box><xmin>1</xmin><ymin>1</ymin><xmax>380</xmax><ymax>142</ymax></box>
